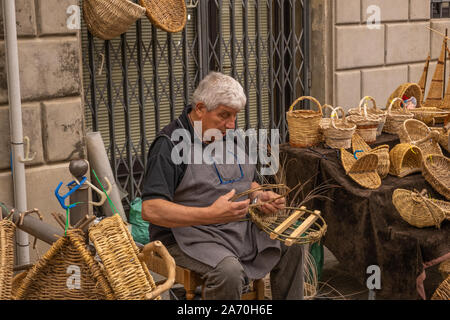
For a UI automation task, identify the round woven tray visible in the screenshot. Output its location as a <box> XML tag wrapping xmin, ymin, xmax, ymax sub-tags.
<box><xmin>431</xmin><ymin>275</ymin><xmax>450</xmax><ymax>300</ymax></box>
<box><xmin>139</xmin><ymin>0</ymin><xmax>187</xmax><ymax>33</ymax></box>
<box><xmin>341</xmin><ymin>148</ymin><xmax>381</xmax><ymax>189</ymax></box>
<box><xmin>83</xmin><ymin>0</ymin><xmax>146</xmax><ymax>40</ymax></box>
<box><xmin>0</xmin><ymin>219</ymin><xmax>16</xmax><ymax>299</ymax></box>
<box><xmin>383</xmin><ymin>97</ymin><xmax>414</xmax><ymax>135</ymax></box>
<box><xmin>422</xmin><ymin>154</ymin><xmax>450</xmax><ymax>201</ymax></box>
<box><xmin>351</xmin><ymin>133</ymin><xmax>390</xmax><ymax>179</ymax></box>
<box><xmin>392</xmin><ymin>189</ymin><xmax>448</xmax><ymax>228</ymax></box>
<box><xmin>323</xmin><ymin>107</ymin><xmax>356</xmax><ymax>149</ymax></box>
<box><xmin>398</xmin><ymin>119</ymin><xmax>443</xmax><ymax>158</ymax></box>
<box><xmin>388</xmin><ymin>144</ymin><xmax>422</xmax><ymax>178</ymax></box>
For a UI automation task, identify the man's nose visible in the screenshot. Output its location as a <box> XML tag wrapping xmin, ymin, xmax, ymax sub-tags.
<box><xmin>226</xmin><ymin>117</ymin><xmax>236</xmax><ymax>129</ymax></box>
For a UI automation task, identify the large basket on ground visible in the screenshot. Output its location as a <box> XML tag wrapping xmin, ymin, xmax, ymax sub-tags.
<box><xmin>386</xmin><ymin>83</ymin><xmax>423</xmax><ymax>109</ymax></box>
<box><xmin>349</xmin><ymin>96</ymin><xmax>386</xmax><ymax>137</ymax></box>
<box><xmin>352</xmin><ymin>133</ymin><xmax>390</xmax><ymax>179</ymax></box>
<box><xmin>388</xmin><ymin>144</ymin><xmax>423</xmax><ymax>178</ymax></box>
<box><xmin>139</xmin><ymin>0</ymin><xmax>187</xmax><ymax>33</ymax></box>
<box><xmin>383</xmin><ymin>97</ymin><xmax>414</xmax><ymax>135</ymax></box>
<box><xmin>398</xmin><ymin>119</ymin><xmax>443</xmax><ymax>158</ymax></box>
<box><xmin>431</xmin><ymin>276</ymin><xmax>450</xmax><ymax>300</ymax></box>
<box><xmin>83</xmin><ymin>0</ymin><xmax>146</xmax><ymax>40</ymax></box>
<box><xmin>422</xmin><ymin>155</ymin><xmax>450</xmax><ymax>201</ymax></box>
<box><xmin>323</xmin><ymin>107</ymin><xmax>356</xmax><ymax>149</ymax></box>
<box><xmin>347</xmin><ymin>97</ymin><xmax>383</xmax><ymax>144</ymax></box>
<box><xmin>88</xmin><ymin>214</ymin><xmax>173</xmax><ymax>300</ymax></box>
<box><xmin>287</xmin><ymin>96</ymin><xmax>324</xmax><ymax>148</ymax></box>
<box><xmin>431</xmin><ymin>127</ymin><xmax>450</xmax><ymax>153</ymax></box>
<box><xmin>0</xmin><ymin>218</ymin><xmax>16</xmax><ymax>299</ymax></box>
<box><xmin>392</xmin><ymin>189</ymin><xmax>449</xmax><ymax>228</ymax></box>
<box><xmin>341</xmin><ymin>148</ymin><xmax>381</xmax><ymax>189</ymax></box>
<box><xmin>14</xmin><ymin>229</ymin><xmax>115</xmax><ymax>300</ymax></box>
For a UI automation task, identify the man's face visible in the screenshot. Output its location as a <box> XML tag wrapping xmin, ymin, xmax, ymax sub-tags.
<box><xmin>195</xmin><ymin>103</ymin><xmax>239</xmax><ymax>136</ymax></box>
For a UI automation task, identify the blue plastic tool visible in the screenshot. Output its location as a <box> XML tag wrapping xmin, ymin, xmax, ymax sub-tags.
<box><xmin>54</xmin><ymin>176</ymin><xmax>87</xmax><ymax>210</ymax></box>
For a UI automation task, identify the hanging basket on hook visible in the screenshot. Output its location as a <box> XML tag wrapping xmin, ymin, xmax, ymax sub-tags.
<box><xmin>139</xmin><ymin>0</ymin><xmax>187</xmax><ymax>33</ymax></box>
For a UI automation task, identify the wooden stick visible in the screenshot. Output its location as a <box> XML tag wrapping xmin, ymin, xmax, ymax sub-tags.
<box><xmin>427</xmin><ymin>26</ymin><xmax>450</xmax><ymax>40</ymax></box>
<box><xmin>285</xmin><ymin>210</ymin><xmax>321</xmax><ymax>246</ymax></box>
<box><xmin>270</xmin><ymin>206</ymin><xmax>306</xmax><ymax>240</ymax></box>
<box><xmin>51</xmin><ymin>212</ymin><xmax>65</xmax><ymax>230</ymax></box>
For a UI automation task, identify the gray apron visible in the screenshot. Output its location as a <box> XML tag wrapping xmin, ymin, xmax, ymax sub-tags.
<box><xmin>171</xmin><ymin>139</ymin><xmax>281</xmax><ymax>280</ymax></box>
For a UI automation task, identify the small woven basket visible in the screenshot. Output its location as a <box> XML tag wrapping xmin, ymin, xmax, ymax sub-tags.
<box><xmin>341</xmin><ymin>148</ymin><xmax>381</xmax><ymax>189</ymax></box>
<box><xmin>392</xmin><ymin>189</ymin><xmax>447</xmax><ymax>228</ymax></box>
<box><xmin>383</xmin><ymin>97</ymin><xmax>414</xmax><ymax>135</ymax></box>
<box><xmin>0</xmin><ymin>218</ymin><xmax>16</xmax><ymax>300</ymax></box>
<box><xmin>83</xmin><ymin>0</ymin><xmax>146</xmax><ymax>40</ymax></box>
<box><xmin>431</xmin><ymin>127</ymin><xmax>450</xmax><ymax>153</ymax></box>
<box><xmin>431</xmin><ymin>276</ymin><xmax>450</xmax><ymax>300</ymax></box>
<box><xmin>388</xmin><ymin>144</ymin><xmax>423</xmax><ymax>178</ymax></box>
<box><xmin>347</xmin><ymin>97</ymin><xmax>383</xmax><ymax>144</ymax></box>
<box><xmin>351</xmin><ymin>134</ymin><xmax>390</xmax><ymax>179</ymax></box>
<box><xmin>349</xmin><ymin>96</ymin><xmax>386</xmax><ymax>137</ymax></box>
<box><xmin>422</xmin><ymin>154</ymin><xmax>450</xmax><ymax>201</ymax></box>
<box><xmin>14</xmin><ymin>229</ymin><xmax>115</xmax><ymax>300</ymax></box>
<box><xmin>398</xmin><ymin>119</ymin><xmax>443</xmax><ymax>158</ymax></box>
<box><xmin>139</xmin><ymin>0</ymin><xmax>187</xmax><ymax>33</ymax></box>
<box><xmin>287</xmin><ymin>96</ymin><xmax>324</xmax><ymax>148</ymax></box>
<box><xmin>323</xmin><ymin>107</ymin><xmax>356</xmax><ymax>149</ymax></box>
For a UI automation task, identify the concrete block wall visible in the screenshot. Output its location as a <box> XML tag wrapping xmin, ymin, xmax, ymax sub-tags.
<box><xmin>332</xmin><ymin>0</ymin><xmax>449</xmax><ymax>112</ymax></box>
<box><xmin>0</xmin><ymin>0</ymin><xmax>84</xmax><ymax>261</ymax></box>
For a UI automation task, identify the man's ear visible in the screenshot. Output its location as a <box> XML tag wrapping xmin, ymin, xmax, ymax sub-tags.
<box><xmin>195</xmin><ymin>102</ymin><xmax>207</xmax><ymax>118</ymax></box>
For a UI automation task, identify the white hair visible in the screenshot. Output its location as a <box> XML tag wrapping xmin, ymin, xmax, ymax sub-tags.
<box><xmin>192</xmin><ymin>72</ymin><xmax>247</xmax><ymax>112</ymax></box>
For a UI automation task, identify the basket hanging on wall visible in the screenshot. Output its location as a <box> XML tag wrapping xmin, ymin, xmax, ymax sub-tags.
<box><xmin>139</xmin><ymin>0</ymin><xmax>187</xmax><ymax>33</ymax></box>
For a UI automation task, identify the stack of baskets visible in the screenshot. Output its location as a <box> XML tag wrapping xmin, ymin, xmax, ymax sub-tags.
<box><xmin>398</xmin><ymin>119</ymin><xmax>443</xmax><ymax>158</ymax></box>
<box><xmin>422</xmin><ymin>154</ymin><xmax>450</xmax><ymax>201</ymax></box>
<box><xmin>347</xmin><ymin>96</ymin><xmax>385</xmax><ymax>143</ymax></box>
<box><xmin>287</xmin><ymin>96</ymin><xmax>324</xmax><ymax>148</ymax></box>
<box><xmin>383</xmin><ymin>97</ymin><xmax>414</xmax><ymax>135</ymax></box>
<box><xmin>388</xmin><ymin>144</ymin><xmax>423</xmax><ymax>178</ymax></box>
<box><xmin>322</xmin><ymin>107</ymin><xmax>356</xmax><ymax>149</ymax></box>
<box><xmin>0</xmin><ymin>215</ymin><xmax>16</xmax><ymax>300</ymax></box>
<box><xmin>392</xmin><ymin>189</ymin><xmax>449</xmax><ymax>228</ymax></box>
<box><xmin>352</xmin><ymin>133</ymin><xmax>390</xmax><ymax>179</ymax></box>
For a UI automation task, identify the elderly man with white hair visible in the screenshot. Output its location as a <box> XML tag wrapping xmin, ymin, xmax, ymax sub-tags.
<box><xmin>142</xmin><ymin>71</ymin><xmax>304</xmax><ymax>300</ymax></box>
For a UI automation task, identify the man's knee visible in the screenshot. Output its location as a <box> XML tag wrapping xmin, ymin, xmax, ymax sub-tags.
<box><xmin>211</xmin><ymin>256</ymin><xmax>246</xmax><ymax>286</ymax></box>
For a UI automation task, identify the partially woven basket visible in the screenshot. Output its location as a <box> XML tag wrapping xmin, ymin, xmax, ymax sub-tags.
<box><xmin>352</xmin><ymin>133</ymin><xmax>390</xmax><ymax>179</ymax></box>
<box><xmin>14</xmin><ymin>229</ymin><xmax>115</xmax><ymax>300</ymax></box>
<box><xmin>139</xmin><ymin>0</ymin><xmax>187</xmax><ymax>33</ymax></box>
<box><xmin>392</xmin><ymin>189</ymin><xmax>448</xmax><ymax>228</ymax></box>
<box><xmin>0</xmin><ymin>218</ymin><xmax>16</xmax><ymax>299</ymax></box>
<box><xmin>422</xmin><ymin>154</ymin><xmax>450</xmax><ymax>200</ymax></box>
<box><xmin>83</xmin><ymin>0</ymin><xmax>146</xmax><ymax>40</ymax></box>
<box><xmin>347</xmin><ymin>97</ymin><xmax>383</xmax><ymax>144</ymax></box>
<box><xmin>398</xmin><ymin>119</ymin><xmax>443</xmax><ymax>158</ymax></box>
<box><xmin>431</xmin><ymin>276</ymin><xmax>450</xmax><ymax>300</ymax></box>
<box><xmin>349</xmin><ymin>96</ymin><xmax>386</xmax><ymax>137</ymax></box>
<box><xmin>341</xmin><ymin>148</ymin><xmax>381</xmax><ymax>189</ymax></box>
<box><xmin>383</xmin><ymin>97</ymin><xmax>414</xmax><ymax>135</ymax></box>
<box><xmin>287</xmin><ymin>96</ymin><xmax>324</xmax><ymax>148</ymax></box>
<box><xmin>388</xmin><ymin>144</ymin><xmax>423</xmax><ymax>178</ymax></box>
<box><xmin>386</xmin><ymin>83</ymin><xmax>423</xmax><ymax>109</ymax></box>
<box><xmin>323</xmin><ymin>107</ymin><xmax>356</xmax><ymax>149</ymax></box>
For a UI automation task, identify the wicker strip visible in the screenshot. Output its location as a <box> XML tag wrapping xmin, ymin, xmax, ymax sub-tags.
<box><xmin>383</xmin><ymin>97</ymin><xmax>414</xmax><ymax>135</ymax></box>
<box><xmin>431</xmin><ymin>276</ymin><xmax>450</xmax><ymax>300</ymax></box>
<box><xmin>88</xmin><ymin>214</ymin><xmax>160</xmax><ymax>300</ymax></box>
<box><xmin>14</xmin><ymin>229</ymin><xmax>115</xmax><ymax>300</ymax></box>
<box><xmin>386</xmin><ymin>83</ymin><xmax>423</xmax><ymax>109</ymax></box>
<box><xmin>323</xmin><ymin>107</ymin><xmax>356</xmax><ymax>149</ymax></box>
<box><xmin>287</xmin><ymin>96</ymin><xmax>323</xmax><ymax>148</ymax></box>
<box><xmin>398</xmin><ymin>119</ymin><xmax>443</xmax><ymax>158</ymax></box>
<box><xmin>83</xmin><ymin>0</ymin><xmax>146</xmax><ymax>40</ymax></box>
<box><xmin>388</xmin><ymin>144</ymin><xmax>423</xmax><ymax>178</ymax></box>
<box><xmin>139</xmin><ymin>0</ymin><xmax>187</xmax><ymax>33</ymax></box>
<box><xmin>351</xmin><ymin>134</ymin><xmax>390</xmax><ymax>179</ymax></box>
<box><xmin>422</xmin><ymin>154</ymin><xmax>450</xmax><ymax>200</ymax></box>
<box><xmin>392</xmin><ymin>189</ymin><xmax>446</xmax><ymax>228</ymax></box>
<box><xmin>341</xmin><ymin>148</ymin><xmax>381</xmax><ymax>189</ymax></box>
<box><xmin>0</xmin><ymin>219</ymin><xmax>16</xmax><ymax>299</ymax></box>
<box><xmin>347</xmin><ymin>97</ymin><xmax>383</xmax><ymax>143</ymax></box>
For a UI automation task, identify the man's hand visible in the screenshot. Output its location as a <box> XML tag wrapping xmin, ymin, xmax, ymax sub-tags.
<box><xmin>253</xmin><ymin>190</ymin><xmax>286</xmax><ymax>215</ymax></box>
<box><xmin>208</xmin><ymin>189</ymin><xmax>250</xmax><ymax>223</ymax></box>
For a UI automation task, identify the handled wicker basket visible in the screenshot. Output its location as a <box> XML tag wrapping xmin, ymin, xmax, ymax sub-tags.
<box><xmin>348</xmin><ymin>96</ymin><xmax>386</xmax><ymax>137</ymax></box>
<box><xmin>83</xmin><ymin>0</ymin><xmax>146</xmax><ymax>40</ymax></box>
<box><xmin>139</xmin><ymin>0</ymin><xmax>187</xmax><ymax>33</ymax></box>
<box><xmin>287</xmin><ymin>96</ymin><xmax>324</xmax><ymax>148</ymax></box>
<box><xmin>398</xmin><ymin>119</ymin><xmax>443</xmax><ymax>158</ymax></box>
<box><xmin>351</xmin><ymin>133</ymin><xmax>390</xmax><ymax>179</ymax></box>
<box><xmin>319</xmin><ymin>104</ymin><xmax>335</xmax><ymax>137</ymax></box>
<box><xmin>0</xmin><ymin>218</ymin><xmax>16</xmax><ymax>300</ymax></box>
<box><xmin>341</xmin><ymin>148</ymin><xmax>381</xmax><ymax>189</ymax></box>
<box><xmin>392</xmin><ymin>189</ymin><xmax>448</xmax><ymax>228</ymax></box>
<box><xmin>388</xmin><ymin>144</ymin><xmax>423</xmax><ymax>178</ymax></box>
<box><xmin>323</xmin><ymin>107</ymin><xmax>356</xmax><ymax>149</ymax></box>
<box><xmin>347</xmin><ymin>97</ymin><xmax>383</xmax><ymax>144</ymax></box>
<box><xmin>422</xmin><ymin>154</ymin><xmax>450</xmax><ymax>201</ymax></box>
<box><xmin>383</xmin><ymin>97</ymin><xmax>414</xmax><ymax>135</ymax></box>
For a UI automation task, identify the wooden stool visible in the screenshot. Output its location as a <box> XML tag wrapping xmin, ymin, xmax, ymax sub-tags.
<box><xmin>146</xmin><ymin>254</ymin><xmax>265</xmax><ymax>300</ymax></box>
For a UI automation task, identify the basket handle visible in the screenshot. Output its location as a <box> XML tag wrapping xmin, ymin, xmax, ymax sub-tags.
<box><xmin>138</xmin><ymin>240</ymin><xmax>176</xmax><ymax>300</ymax></box>
<box><xmin>387</xmin><ymin>97</ymin><xmax>407</xmax><ymax>115</ymax></box>
<box><xmin>321</xmin><ymin>104</ymin><xmax>334</xmax><ymax>118</ymax></box>
<box><xmin>358</xmin><ymin>96</ymin><xmax>377</xmax><ymax>113</ymax></box>
<box><xmin>330</xmin><ymin>107</ymin><xmax>346</xmax><ymax>129</ymax></box>
<box><xmin>288</xmin><ymin>96</ymin><xmax>323</xmax><ymax>115</ymax></box>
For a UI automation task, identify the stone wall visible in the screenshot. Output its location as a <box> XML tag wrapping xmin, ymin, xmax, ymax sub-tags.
<box><xmin>312</xmin><ymin>0</ymin><xmax>450</xmax><ymax>111</ymax></box>
<box><xmin>0</xmin><ymin>0</ymin><xmax>84</xmax><ymax>261</ymax></box>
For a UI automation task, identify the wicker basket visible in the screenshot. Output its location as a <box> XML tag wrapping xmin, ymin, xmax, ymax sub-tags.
<box><xmin>0</xmin><ymin>219</ymin><xmax>16</xmax><ymax>299</ymax></box>
<box><xmin>89</xmin><ymin>214</ymin><xmax>170</xmax><ymax>300</ymax></box>
<box><xmin>383</xmin><ymin>97</ymin><xmax>414</xmax><ymax>135</ymax></box>
<box><xmin>388</xmin><ymin>144</ymin><xmax>423</xmax><ymax>178</ymax></box>
<box><xmin>14</xmin><ymin>229</ymin><xmax>115</xmax><ymax>300</ymax></box>
<box><xmin>139</xmin><ymin>0</ymin><xmax>187</xmax><ymax>33</ymax></box>
<box><xmin>422</xmin><ymin>154</ymin><xmax>450</xmax><ymax>201</ymax></box>
<box><xmin>431</xmin><ymin>276</ymin><xmax>450</xmax><ymax>300</ymax></box>
<box><xmin>349</xmin><ymin>96</ymin><xmax>386</xmax><ymax>137</ymax></box>
<box><xmin>347</xmin><ymin>97</ymin><xmax>383</xmax><ymax>144</ymax></box>
<box><xmin>287</xmin><ymin>96</ymin><xmax>324</xmax><ymax>148</ymax></box>
<box><xmin>341</xmin><ymin>148</ymin><xmax>381</xmax><ymax>189</ymax></box>
<box><xmin>386</xmin><ymin>83</ymin><xmax>423</xmax><ymax>109</ymax></box>
<box><xmin>83</xmin><ymin>0</ymin><xmax>146</xmax><ymax>40</ymax></box>
<box><xmin>410</xmin><ymin>107</ymin><xmax>450</xmax><ymax>126</ymax></box>
<box><xmin>398</xmin><ymin>119</ymin><xmax>443</xmax><ymax>158</ymax></box>
<box><xmin>319</xmin><ymin>104</ymin><xmax>335</xmax><ymax>133</ymax></box>
<box><xmin>431</xmin><ymin>127</ymin><xmax>450</xmax><ymax>153</ymax></box>
<box><xmin>392</xmin><ymin>189</ymin><xmax>447</xmax><ymax>228</ymax></box>
<box><xmin>440</xmin><ymin>260</ymin><xmax>450</xmax><ymax>279</ymax></box>
<box><xmin>352</xmin><ymin>133</ymin><xmax>390</xmax><ymax>179</ymax></box>
<box><xmin>323</xmin><ymin>107</ymin><xmax>356</xmax><ymax>149</ymax></box>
